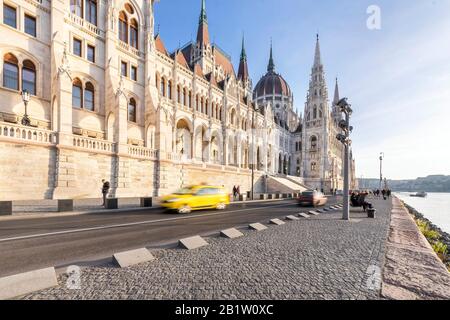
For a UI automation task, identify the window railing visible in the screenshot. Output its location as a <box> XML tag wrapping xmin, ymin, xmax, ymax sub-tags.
<box><xmin>67</xmin><ymin>13</ymin><xmax>102</xmax><ymax>37</ymax></box>
<box><xmin>118</xmin><ymin>40</ymin><xmax>141</xmax><ymax>57</ymax></box>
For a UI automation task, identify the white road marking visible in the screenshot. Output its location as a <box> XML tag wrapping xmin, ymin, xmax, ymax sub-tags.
<box><xmin>0</xmin><ymin>202</ymin><xmax>295</xmax><ymax>243</ymax></box>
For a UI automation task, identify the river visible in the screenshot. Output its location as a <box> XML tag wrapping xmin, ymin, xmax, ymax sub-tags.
<box><xmin>395</xmin><ymin>192</ymin><xmax>450</xmax><ymax>234</ymax></box>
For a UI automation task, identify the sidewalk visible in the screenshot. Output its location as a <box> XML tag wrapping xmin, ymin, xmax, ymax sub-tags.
<box><xmin>22</xmin><ymin>198</ymin><xmax>392</xmax><ymax>300</ymax></box>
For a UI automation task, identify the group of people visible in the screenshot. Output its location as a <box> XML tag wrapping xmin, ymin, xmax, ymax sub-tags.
<box><xmin>372</xmin><ymin>189</ymin><xmax>392</xmax><ymax>200</ymax></box>
<box><xmin>350</xmin><ymin>191</ymin><xmax>373</xmax><ymax>212</ymax></box>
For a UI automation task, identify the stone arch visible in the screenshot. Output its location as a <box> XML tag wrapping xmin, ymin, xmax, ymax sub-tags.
<box><xmin>176</xmin><ymin>118</ymin><xmax>193</xmax><ymax>159</ymax></box>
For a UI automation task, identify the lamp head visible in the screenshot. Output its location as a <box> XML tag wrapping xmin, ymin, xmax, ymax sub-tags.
<box><xmin>21</xmin><ymin>90</ymin><xmax>30</xmax><ymax>103</ymax></box>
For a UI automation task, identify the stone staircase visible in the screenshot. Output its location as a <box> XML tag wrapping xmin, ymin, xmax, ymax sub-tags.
<box><xmin>267</xmin><ymin>175</ymin><xmax>309</xmax><ymax>194</ymax></box>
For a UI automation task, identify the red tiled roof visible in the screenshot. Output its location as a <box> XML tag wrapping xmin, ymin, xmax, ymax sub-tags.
<box><xmin>213</xmin><ymin>47</ymin><xmax>235</xmax><ymax>77</ymax></box>
<box><xmin>155</xmin><ymin>35</ymin><xmax>169</xmax><ymax>56</ymax></box>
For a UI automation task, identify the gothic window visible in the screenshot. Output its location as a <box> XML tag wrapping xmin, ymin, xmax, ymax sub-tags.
<box><xmin>313</xmin><ymin>106</ymin><xmax>317</xmax><ymax>119</ymax></box>
<box><xmin>311</xmin><ymin>162</ymin><xmax>317</xmax><ymax>171</ymax></box>
<box><xmin>3</xmin><ymin>53</ymin><xmax>19</xmax><ymax>91</ymax></box>
<box><xmin>118</xmin><ymin>5</ymin><xmax>139</xmax><ymax>48</ymax></box>
<box><xmin>196</xmin><ymin>95</ymin><xmax>199</xmax><ymax>111</ymax></box>
<box><xmin>160</xmin><ymin>78</ymin><xmax>166</xmax><ymax>97</ymax></box>
<box><xmin>205</xmin><ymin>99</ymin><xmax>209</xmax><ymax>116</ymax></box>
<box><xmin>72</xmin><ymin>78</ymin><xmax>83</xmax><ymax>108</ymax></box>
<box><xmin>168</xmin><ymin>81</ymin><xmax>172</xmax><ymax>99</ymax></box>
<box><xmin>130</xmin><ymin>19</ymin><xmax>138</xmax><ymax>49</ymax></box>
<box><xmin>177</xmin><ymin>85</ymin><xmax>181</xmax><ymax>104</ymax></box>
<box><xmin>128</xmin><ymin>98</ymin><xmax>137</xmax><ymax>122</ymax></box>
<box><xmin>310</xmin><ymin>136</ymin><xmax>317</xmax><ymax>150</ymax></box>
<box><xmin>188</xmin><ymin>91</ymin><xmax>192</xmax><ymax>109</ymax></box>
<box><xmin>182</xmin><ymin>88</ymin><xmax>187</xmax><ymax>106</ymax></box>
<box><xmin>70</xmin><ymin>0</ymin><xmax>82</xmax><ymax>18</ymax></box>
<box><xmin>85</xmin><ymin>0</ymin><xmax>97</xmax><ymax>25</ymax></box>
<box><xmin>306</xmin><ymin>112</ymin><xmax>310</xmax><ymax>121</ymax></box>
<box><xmin>84</xmin><ymin>82</ymin><xmax>94</xmax><ymax>111</ymax></box>
<box><xmin>118</xmin><ymin>11</ymin><xmax>128</xmax><ymax>43</ymax></box>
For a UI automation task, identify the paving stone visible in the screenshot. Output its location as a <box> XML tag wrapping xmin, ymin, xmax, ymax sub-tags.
<box><xmin>220</xmin><ymin>228</ymin><xmax>244</xmax><ymax>239</ymax></box>
<box><xmin>269</xmin><ymin>219</ymin><xmax>285</xmax><ymax>226</ymax></box>
<box><xmin>179</xmin><ymin>236</ymin><xmax>209</xmax><ymax>250</ymax></box>
<box><xmin>286</xmin><ymin>215</ymin><xmax>300</xmax><ymax>221</ymax></box>
<box><xmin>113</xmin><ymin>248</ymin><xmax>155</xmax><ymax>268</ymax></box>
<box><xmin>249</xmin><ymin>223</ymin><xmax>268</xmax><ymax>231</ymax></box>
<box><xmin>308</xmin><ymin>211</ymin><xmax>320</xmax><ymax>215</ymax></box>
<box><xmin>297</xmin><ymin>213</ymin><xmax>310</xmax><ymax>218</ymax></box>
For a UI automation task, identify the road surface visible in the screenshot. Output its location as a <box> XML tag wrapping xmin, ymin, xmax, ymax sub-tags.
<box><xmin>0</xmin><ymin>198</ymin><xmax>340</xmax><ymax>277</ymax></box>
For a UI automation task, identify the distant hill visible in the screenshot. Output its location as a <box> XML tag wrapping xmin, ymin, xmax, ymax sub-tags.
<box><xmin>359</xmin><ymin>175</ymin><xmax>450</xmax><ymax>193</ymax></box>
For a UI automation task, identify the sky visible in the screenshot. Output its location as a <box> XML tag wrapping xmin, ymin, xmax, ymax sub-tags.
<box><xmin>154</xmin><ymin>0</ymin><xmax>450</xmax><ymax>180</ymax></box>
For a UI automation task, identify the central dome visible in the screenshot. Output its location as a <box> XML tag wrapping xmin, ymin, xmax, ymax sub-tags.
<box><xmin>253</xmin><ymin>43</ymin><xmax>292</xmax><ymax>100</ymax></box>
<box><xmin>253</xmin><ymin>71</ymin><xmax>292</xmax><ymax>99</ymax></box>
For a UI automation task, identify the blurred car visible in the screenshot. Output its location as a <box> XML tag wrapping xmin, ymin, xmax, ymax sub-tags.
<box><xmin>298</xmin><ymin>190</ymin><xmax>328</xmax><ymax>207</ymax></box>
<box><xmin>161</xmin><ymin>185</ymin><xmax>231</xmax><ymax>214</ymax></box>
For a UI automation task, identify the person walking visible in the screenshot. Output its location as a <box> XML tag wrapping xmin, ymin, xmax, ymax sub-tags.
<box><xmin>381</xmin><ymin>189</ymin><xmax>386</xmax><ymax>200</ymax></box>
<box><xmin>101</xmin><ymin>179</ymin><xmax>110</xmax><ymax>207</ymax></box>
<box><xmin>232</xmin><ymin>185</ymin><xmax>237</xmax><ymax>201</ymax></box>
<box><xmin>236</xmin><ymin>185</ymin><xmax>240</xmax><ymax>198</ymax></box>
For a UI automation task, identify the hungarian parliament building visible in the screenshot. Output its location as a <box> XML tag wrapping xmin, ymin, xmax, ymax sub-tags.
<box><xmin>0</xmin><ymin>0</ymin><xmax>357</xmax><ymax>200</ymax></box>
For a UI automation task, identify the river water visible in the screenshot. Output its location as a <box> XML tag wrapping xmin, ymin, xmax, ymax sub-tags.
<box><xmin>395</xmin><ymin>192</ymin><xmax>450</xmax><ymax>234</ymax></box>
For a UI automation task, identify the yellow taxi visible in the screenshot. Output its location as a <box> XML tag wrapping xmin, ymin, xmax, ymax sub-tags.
<box><xmin>161</xmin><ymin>185</ymin><xmax>231</xmax><ymax>214</ymax></box>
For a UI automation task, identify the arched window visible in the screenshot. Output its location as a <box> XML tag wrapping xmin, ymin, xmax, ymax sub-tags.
<box><xmin>205</xmin><ymin>99</ymin><xmax>209</xmax><ymax>116</ymax></box>
<box><xmin>72</xmin><ymin>78</ymin><xmax>83</xmax><ymax>108</ymax></box>
<box><xmin>118</xmin><ymin>11</ymin><xmax>128</xmax><ymax>43</ymax></box>
<box><xmin>310</xmin><ymin>136</ymin><xmax>317</xmax><ymax>150</ymax></box>
<box><xmin>84</xmin><ymin>82</ymin><xmax>95</xmax><ymax>111</ymax></box>
<box><xmin>130</xmin><ymin>18</ymin><xmax>138</xmax><ymax>49</ymax></box>
<box><xmin>177</xmin><ymin>85</ymin><xmax>181</xmax><ymax>104</ymax></box>
<box><xmin>313</xmin><ymin>106</ymin><xmax>317</xmax><ymax>119</ymax></box>
<box><xmin>183</xmin><ymin>88</ymin><xmax>187</xmax><ymax>106</ymax></box>
<box><xmin>218</xmin><ymin>106</ymin><xmax>222</xmax><ymax>121</ymax></box>
<box><xmin>200</xmin><ymin>97</ymin><xmax>204</xmax><ymax>113</ymax></box>
<box><xmin>3</xmin><ymin>53</ymin><xmax>19</xmax><ymax>91</ymax></box>
<box><xmin>124</xmin><ymin>3</ymin><xmax>134</xmax><ymax>14</ymax></box>
<box><xmin>188</xmin><ymin>91</ymin><xmax>192</xmax><ymax>109</ymax></box>
<box><xmin>22</xmin><ymin>60</ymin><xmax>36</xmax><ymax>95</ymax></box>
<box><xmin>160</xmin><ymin>78</ymin><xmax>166</xmax><ymax>97</ymax></box>
<box><xmin>128</xmin><ymin>98</ymin><xmax>136</xmax><ymax>122</ymax></box>
<box><xmin>196</xmin><ymin>95</ymin><xmax>199</xmax><ymax>111</ymax></box>
<box><xmin>311</xmin><ymin>162</ymin><xmax>317</xmax><ymax>171</ymax></box>
<box><xmin>168</xmin><ymin>81</ymin><xmax>172</xmax><ymax>99</ymax></box>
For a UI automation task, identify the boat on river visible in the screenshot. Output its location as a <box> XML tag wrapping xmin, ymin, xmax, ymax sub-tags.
<box><xmin>410</xmin><ymin>192</ymin><xmax>427</xmax><ymax>198</ymax></box>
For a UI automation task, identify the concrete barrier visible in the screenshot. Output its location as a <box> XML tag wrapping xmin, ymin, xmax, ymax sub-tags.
<box><xmin>286</xmin><ymin>215</ymin><xmax>300</xmax><ymax>221</ymax></box>
<box><xmin>239</xmin><ymin>194</ymin><xmax>247</xmax><ymax>202</ymax></box>
<box><xmin>140</xmin><ymin>197</ymin><xmax>152</xmax><ymax>207</ymax></box>
<box><xmin>249</xmin><ymin>223</ymin><xmax>268</xmax><ymax>231</ymax></box>
<box><xmin>297</xmin><ymin>213</ymin><xmax>310</xmax><ymax>218</ymax></box>
<box><xmin>0</xmin><ymin>267</ymin><xmax>58</xmax><ymax>299</ymax></box>
<box><xmin>106</xmin><ymin>198</ymin><xmax>118</xmax><ymax>209</ymax></box>
<box><xmin>57</xmin><ymin>200</ymin><xmax>73</xmax><ymax>212</ymax></box>
<box><xmin>179</xmin><ymin>236</ymin><xmax>209</xmax><ymax>250</ymax></box>
<box><xmin>260</xmin><ymin>194</ymin><xmax>267</xmax><ymax>200</ymax></box>
<box><xmin>220</xmin><ymin>228</ymin><xmax>244</xmax><ymax>239</ymax></box>
<box><xmin>0</xmin><ymin>201</ymin><xmax>13</xmax><ymax>215</ymax></box>
<box><xmin>275</xmin><ymin>194</ymin><xmax>281</xmax><ymax>199</ymax></box>
<box><xmin>308</xmin><ymin>211</ymin><xmax>320</xmax><ymax>216</ymax></box>
<box><xmin>113</xmin><ymin>248</ymin><xmax>155</xmax><ymax>268</ymax></box>
<box><xmin>270</xmin><ymin>218</ymin><xmax>285</xmax><ymax>226</ymax></box>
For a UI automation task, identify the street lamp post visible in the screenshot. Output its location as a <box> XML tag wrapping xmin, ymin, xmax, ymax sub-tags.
<box><xmin>336</xmin><ymin>98</ymin><xmax>353</xmax><ymax>221</ymax></box>
<box><xmin>379</xmin><ymin>152</ymin><xmax>384</xmax><ymax>190</ymax></box>
<box><xmin>21</xmin><ymin>90</ymin><xmax>31</xmax><ymax>126</ymax></box>
<box><xmin>251</xmin><ymin>104</ymin><xmax>260</xmax><ymax>200</ymax></box>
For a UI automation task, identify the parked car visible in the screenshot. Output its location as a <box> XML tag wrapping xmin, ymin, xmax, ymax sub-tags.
<box><xmin>161</xmin><ymin>185</ymin><xmax>231</xmax><ymax>214</ymax></box>
<box><xmin>298</xmin><ymin>190</ymin><xmax>328</xmax><ymax>207</ymax></box>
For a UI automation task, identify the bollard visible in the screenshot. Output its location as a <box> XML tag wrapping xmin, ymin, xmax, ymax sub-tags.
<box><xmin>0</xmin><ymin>201</ymin><xmax>13</xmax><ymax>215</ymax></box>
<box><xmin>260</xmin><ymin>194</ymin><xmax>267</xmax><ymax>200</ymax></box>
<box><xmin>239</xmin><ymin>194</ymin><xmax>246</xmax><ymax>202</ymax></box>
<box><xmin>367</xmin><ymin>208</ymin><xmax>376</xmax><ymax>219</ymax></box>
<box><xmin>268</xmin><ymin>194</ymin><xmax>274</xmax><ymax>200</ymax></box>
<box><xmin>106</xmin><ymin>198</ymin><xmax>118</xmax><ymax>209</ymax></box>
<box><xmin>57</xmin><ymin>199</ymin><xmax>73</xmax><ymax>212</ymax></box>
<box><xmin>140</xmin><ymin>197</ymin><xmax>152</xmax><ymax>207</ymax></box>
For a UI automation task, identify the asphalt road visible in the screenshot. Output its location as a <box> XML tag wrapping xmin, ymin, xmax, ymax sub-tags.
<box><xmin>0</xmin><ymin>198</ymin><xmax>340</xmax><ymax>277</ymax></box>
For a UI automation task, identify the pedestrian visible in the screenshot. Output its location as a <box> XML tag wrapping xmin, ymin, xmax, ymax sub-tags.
<box><xmin>101</xmin><ymin>179</ymin><xmax>110</xmax><ymax>207</ymax></box>
<box><xmin>387</xmin><ymin>189</ymin><xmax>391</xmax><ymax>198</ymax></box>
<box><xmin>232</xmin><ymin>185</ymin><xmax>237</xmax><ymax>200</ymax></box>
<box><xmin>382</xmin><ymin>189</ymin><xmax>386</xmax><ymax>200</ymax></box>
<box><xmin>236</xmin><ymin>185</ymin><xmax>240</xmax><ymax>198</ymax></box>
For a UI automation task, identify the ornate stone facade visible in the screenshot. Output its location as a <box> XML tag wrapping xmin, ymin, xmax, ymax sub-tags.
<box><xmin>0</xmin><ymin>0</ymin><xmax>356</xmax><ymax>200</ymax></box>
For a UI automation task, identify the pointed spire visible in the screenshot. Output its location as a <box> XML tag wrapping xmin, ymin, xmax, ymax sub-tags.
<box><xmin>240</xmin><ymin>34</ymin><xmax>247</xmax><ymax>61</ymax></box>
<box><xmin>238</xmin><ymin>35</ymin><xmax>249</xmax><ymax>82</ymax></box>
<box><xmin>314</xmin><ymin>33</ymin><xmax>322</xmax><ymax>66</ymax></box>
<box><xmin>199</xmin><ymin>0</ymin><xmax>207</xmax><ymax>24</ymax></box>
<box><xmin>196</xmin><ymin>0</ymin><xmax>210</xmax><ymax>46</ymax></box>
<box><xmin>333</xmin><ymin>77</ymin><xmax>340</xmax><ymax>105</ymax></box>
<box><xmin>268</xmin><ymin>39</ymin><xmax>275</xmax><ymax>73</ymax></box>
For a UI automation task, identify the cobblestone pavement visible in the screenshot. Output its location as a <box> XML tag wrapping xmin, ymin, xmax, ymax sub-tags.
<box><xmin>23</xmin><ymin>198</ymin><xmax>392</xmax><ymax>300</ymax></box>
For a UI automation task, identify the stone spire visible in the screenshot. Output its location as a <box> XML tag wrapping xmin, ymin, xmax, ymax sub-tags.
<box><xmin>238</xmin><ymin>35</ymin><xmax>249</xmax><ymax>81</ymax></box>
<box><xmin>196</xmin><ymin>0</ymin><xmax>210</xmax><ymax>46</ymax></box>
<box><xmin>314</xmin><ymin>34</ymin><xmax>322</xmax><ymax>67</ymax></box>
<box><xmin>267</xmin><ymin>40</ymin><xmax>275</xmax><ymax>73</ymax></box>
<box><xmin>333</xmin><ymin>77</ymin><xmax>340</xmax><ymax>105</ymax></box>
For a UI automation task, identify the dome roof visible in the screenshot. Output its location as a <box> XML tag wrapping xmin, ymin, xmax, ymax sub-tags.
<box><xmin>253</xmin><ymin>71</ymin><xmax>292</xmax><ymax>98</ymax></box>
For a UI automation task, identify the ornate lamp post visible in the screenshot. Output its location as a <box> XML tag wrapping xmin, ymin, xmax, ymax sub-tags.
<box><xmin>336</xmin><ymin>97</ymin><xmax>353</xmax><ymax>221</ymax></box>
<box><xmin>21</xmin><ymin>90</ymin><xmax>31</xmax><ymax>126</ymax></box>
<box><xmin>379</xmin><ymin>152</ymin><xmax>384</xmax><ymax>190</ymax></box>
